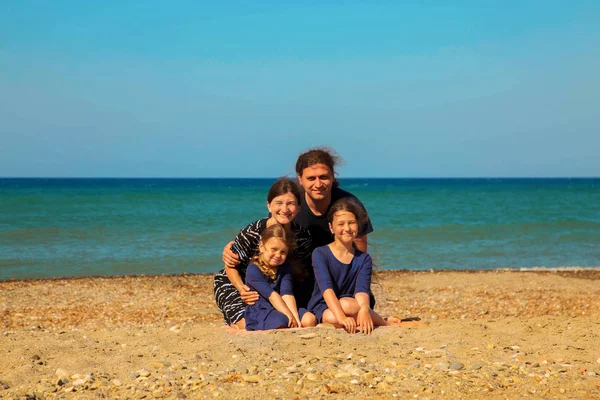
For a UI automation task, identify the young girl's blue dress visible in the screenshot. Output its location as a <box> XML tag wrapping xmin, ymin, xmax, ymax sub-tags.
<box><xmin>245</xmin><ymin>262</ymin><xmax>294</xmax><ymax>331</ymax></box>
<box><xmin>307</xmin><ymin>245</ymin><xmax>373</xmax><ymax>322</ymax></box>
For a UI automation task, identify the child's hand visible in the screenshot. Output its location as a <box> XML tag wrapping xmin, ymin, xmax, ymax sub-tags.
<box><xmin>239</xmin><ymin>285</ymin><xmax>259</xmax><ymax>305</ymax></box>
<box><xmin>287</xmin><ymin>314</ymin><xmax>299</xmax><ymax>328</ymax></box>
<box><xmin>340</xmin><ymin>316</ymin><xmax>357</xmax><ymax>334</ymax></box>
<box><xmin>356</xmin><ymin>307</ymin><xmax>374</xmax><ymax>334</ymax></box>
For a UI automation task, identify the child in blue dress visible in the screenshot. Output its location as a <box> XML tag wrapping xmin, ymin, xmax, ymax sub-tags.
<box><xmin>307</xmin><ymin>197</ymin><xmax>388</xmax><ymax>334</ymax></box>
<box><xmin>245</xmin><ymin>224</ymin><xmax>317</xmax><ymax>331</ymax></box>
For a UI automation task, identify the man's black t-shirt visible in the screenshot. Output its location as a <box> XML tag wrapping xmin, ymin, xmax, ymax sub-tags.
<box><xmin>294</xmin><ymin>186</ymin><xmax>374</xmax><ymax>250</ymax></box>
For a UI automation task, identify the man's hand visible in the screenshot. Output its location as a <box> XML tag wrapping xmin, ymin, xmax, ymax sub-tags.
<box><xmin>222</xmin><ymin>241</ymin><xmax>240</xmax><ymax>268</ymax></box>
<box><xmin>239</xmin><ymin>285</ymin><xmax>259</xmax><ymax>305</ymax></box>
<box><xmin>356</xmin><ymin>306</ymin><xmax>374</xmax><ymax>335</ymax></box>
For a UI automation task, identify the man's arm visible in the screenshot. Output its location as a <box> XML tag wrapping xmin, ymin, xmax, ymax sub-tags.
<box><xmin>354</xmin><ymin>235</ymin><xmax>368</xmax><ymax>253</ymax></box>
<box><xmin>222</xmin><ymin>241</ymin><xmax>241</xmax><ymax>268</ymax></box>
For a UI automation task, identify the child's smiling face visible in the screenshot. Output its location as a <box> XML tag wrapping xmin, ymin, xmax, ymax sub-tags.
<box><xmin>329</xmin><ymin>211</ymin><xmax>358</xmax><ymax>244</ymax></box>
<box><xmin>259</xmin><ymin>238</ymin><xmax>289</xmax><ymax>268</ymax></box>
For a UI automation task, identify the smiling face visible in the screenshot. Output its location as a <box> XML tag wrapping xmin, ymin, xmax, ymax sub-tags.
<box><xmin>297</xmin><ymin>163</ymin><xmax>334</xmax><ymax>202</ymax></box>
<box><xmin>259</xmin><ymin>238</ymin><xmax>289</xmax><ymax>268</ymax></box>
<box><xmin>267</xmin><ymin>192</ymin><xmax>299</xmax><ymax>226</ymax></box>
<box><xmin>329</xmin><ymin>210</ymin><xmax>359</xmax><ymax>244</ymax></box>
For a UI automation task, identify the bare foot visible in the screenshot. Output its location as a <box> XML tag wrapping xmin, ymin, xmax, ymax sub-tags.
<box><xmin>384</xmin><ymin>317</ymin><xmax>405</xmax><ymax>326</ymax></box>
<box><xmin>384</xmin><ymin>316</ymin><xmax>422</xmax><ymax>327</ymax></box>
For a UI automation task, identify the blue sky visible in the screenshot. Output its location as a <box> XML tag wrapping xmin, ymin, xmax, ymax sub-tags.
<box><xmin>1</xmin><ymin>1</ymin><xmax>599</xmax><ymax>177</ymax></box>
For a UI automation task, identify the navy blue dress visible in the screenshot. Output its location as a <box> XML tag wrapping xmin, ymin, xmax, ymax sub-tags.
<box><xmin>307</xmin><ymin>245</ymin><xmax>373</xmax><ymax>322</ymax></box>
<box><xmin>245</xmin><ymin>262</ymin><xmax>294</xmax><ymax>331</ymax></box>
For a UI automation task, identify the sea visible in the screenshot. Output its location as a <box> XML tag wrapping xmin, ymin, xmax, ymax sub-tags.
<box><xmin>1</xmin><ymin>178</ymin><xmax>599</xmax><ymax>281</ymax></box>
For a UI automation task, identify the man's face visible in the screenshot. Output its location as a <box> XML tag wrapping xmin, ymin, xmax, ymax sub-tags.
<box><xmin>298</xmin><ymin>163</ymin><xmax>333</xmax><ymax>202</ymax></box>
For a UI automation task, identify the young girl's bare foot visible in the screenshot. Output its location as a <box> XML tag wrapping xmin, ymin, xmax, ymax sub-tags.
<box><xmin>384</xmin><ymin>317</ymin><xmax>403</xmax><ymax>326</ymax></box>
<box><xmin>384</xmin><ymin>316</ymin><xmax>422</xmax><ymax>327</ymax></box>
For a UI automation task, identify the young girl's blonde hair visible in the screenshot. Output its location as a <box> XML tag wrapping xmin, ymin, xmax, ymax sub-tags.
<box><xmin>252</xmin><ymin>224</ymin><xmax>296</xmax><ymax>281</ymax></box>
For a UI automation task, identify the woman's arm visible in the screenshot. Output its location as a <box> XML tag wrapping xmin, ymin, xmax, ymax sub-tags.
<box><xmin>222</xmin><ymin>220</ymin><xmax>264</xmax><ymax>268</ymax></box>
<box><xmin>224</xmin><ymin>265</ymin><xmax>259</xmax><ymax>305</ymax></box>
<box><xmin>354</xmin><ymin>235</ymin><xmax>368</xmax><ymax>253</ymax></box>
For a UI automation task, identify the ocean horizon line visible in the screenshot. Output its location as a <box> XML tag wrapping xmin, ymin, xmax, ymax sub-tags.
<box><xmin>2</xmin><ymin>176</ymin><xmax>599</xmax><ymax>180</ymax></box>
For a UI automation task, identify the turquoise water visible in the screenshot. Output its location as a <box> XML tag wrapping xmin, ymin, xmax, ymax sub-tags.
<box><xmin>1</xmin><ymin>178</ymin><xmax>599</xmax><ymax>280</ymax></box>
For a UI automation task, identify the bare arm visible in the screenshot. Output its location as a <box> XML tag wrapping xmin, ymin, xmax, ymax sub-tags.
<box><xmin>268</xmin><ymin>292</ymin><xmax>297</xmax><ymax>328</ymax></box>
<box><xmin>355</xmin><ymin>292</ymin><xmax>374</xmax><ymax>334</ymax></box>
<box><xmin>323</xmin><ymin>288</ymin><xmax>356</xmax><ymax>333</ymax></box>
<box><xmin>354</xmin><ymin>235</ymin><xmax>368</xmax><ymax>253</ymax></box>
<box><xmin>224</xmin><ymin>265</ymin><xmax>259</xmax><ymax>305</ymax></box>
<box><xmin>222</xmin><ymin>241</ymin><xmax>241</xmax><ymax>268</ymax></box>
<box><xmin>282</xmin><ymin>294</ymin><xmax>301</xmax><ymax>327</ymax></box>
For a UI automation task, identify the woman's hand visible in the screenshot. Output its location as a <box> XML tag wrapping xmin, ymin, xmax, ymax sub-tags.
<box><xmin>239</xmin><ymin>285</ymin><xmax>259</xmax><ymax>305</ymax></box>
<box><xmin>356</xmin><ymin>306</ymin><xmax>374</xmax><ymax>335</ymax></box>
<box><xmin>339</xmin><ymin>316</ymin><xmax>357</xmax><ymax>334</ymax></box>
<box><xmin>222</xmin><ymin>241</ymin><xmax>241</xmax><ymax>268</ymax></box>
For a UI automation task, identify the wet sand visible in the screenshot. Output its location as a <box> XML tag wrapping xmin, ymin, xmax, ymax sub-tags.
<box><xmin>1</xmin><ymin>269</ymin><xmax>600</xmax><ymax>399</ymax></box>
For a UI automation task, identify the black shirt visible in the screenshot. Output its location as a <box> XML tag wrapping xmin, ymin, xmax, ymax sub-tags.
<box><xmin>294</xmin><ymin>186</ymin><xmax>374</xmax><ymax>250</ymax></box>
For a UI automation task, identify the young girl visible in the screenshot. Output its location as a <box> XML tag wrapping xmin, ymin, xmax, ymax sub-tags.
<box><xmin>245</xmin><ymin>224</ymin><xmax>316</xmax><ymax>331</ymax></box>
<box><xmin>307</xmin><ymin>197</ymin><xmax>387</xmax><ymax>334</ymax></box>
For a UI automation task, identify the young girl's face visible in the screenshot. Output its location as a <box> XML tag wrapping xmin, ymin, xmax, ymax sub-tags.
<box><xmin>267</xmin><ymin>193</ymin><xmax>299</xmax><ymax>226</ymax></box>
<box><xmin>329</xmin><ymin>211</ymin><xmax>358</xmax><ymax>244</ymax></box>
<box><xmin>259</xmin><ymin>238</ymin><xmax>289</xmax><ymax>268</ymax></box>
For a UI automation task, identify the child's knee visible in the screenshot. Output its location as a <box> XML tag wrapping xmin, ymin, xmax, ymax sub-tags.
<box><xmin>339</xmin><ymin>298</ymin><xmax>360</xmax><ymax>316</ymax></box>
<box><xmin>301</xmin><ymin>312</ymin><xmax>317</xmax><ymax>327</ymax></box>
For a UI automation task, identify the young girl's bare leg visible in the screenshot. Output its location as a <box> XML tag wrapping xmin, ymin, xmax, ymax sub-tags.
<box><xmin>232</xmin><ymin>318</ymin><xmax>246</xmax><ymax>329</ymax></box>
<box><xmin>339</xmin><ymin>297</ymin><xmax>360</xmax><ymax>316</ymax></box>
<box><xmin>321</xmin><ymin>309</ymin><xmax>343</xmax><ymax>328</ymax></box>
<box><xmin>321</xmin><ymin>298</ymin><xmax>361</xmax><ymax>328</ymax></box>
<box><xmin>369</xmin><ymin>310</ymin><xmax>388</xmax><ymax>326</ymax></box>
<box><xmin>301</xmin><ymin>312</ymin><xmax>317</xmax><ymax>327</ymax></box>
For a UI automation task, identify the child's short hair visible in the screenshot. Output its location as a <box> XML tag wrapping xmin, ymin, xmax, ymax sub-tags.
<box><xmin>267</xmin><ymin>178</ymin><xmax>302</xmax><ymax>205</ymax></box>
<box><xmin>327</xmin><ymin>197</ymin><xmax>368</xmax><ymax>227</ymax></box>
<box><xmin>253</xmin><ymin>224</ymin><xmax>296</xmax><ymax>280</ymax></box>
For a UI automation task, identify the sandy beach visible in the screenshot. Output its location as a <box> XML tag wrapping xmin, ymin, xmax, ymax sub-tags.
<box><xmin>1</xmin><ymin>269</ymin><xmax>600</xmax><ymax>399</ymax></box>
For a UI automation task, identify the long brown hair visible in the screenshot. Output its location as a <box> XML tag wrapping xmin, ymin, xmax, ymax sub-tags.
<box><xmin>252</xmin><ymin>224</ymin><xmax>296</xmax><ymax>281</ymax></box>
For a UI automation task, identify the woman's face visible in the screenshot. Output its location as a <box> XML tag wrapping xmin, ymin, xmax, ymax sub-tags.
<box><xmin>267</xmin><ymin>192</ymin><xmax>299</xmax><ymax>226</ymax></box>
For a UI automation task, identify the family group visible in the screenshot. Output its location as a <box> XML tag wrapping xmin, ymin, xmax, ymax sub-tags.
<box><xmin>213</xmin><ymin>148</ymin><xmax>389</xmax><ymax>334</ymax></box>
